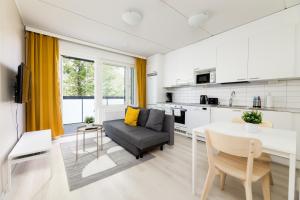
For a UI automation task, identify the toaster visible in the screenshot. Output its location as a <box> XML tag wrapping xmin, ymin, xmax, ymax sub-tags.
<box><xmin>208</xmin><ymin>98</ymin><xmax>219</xmax><ymax>105</ymax></box>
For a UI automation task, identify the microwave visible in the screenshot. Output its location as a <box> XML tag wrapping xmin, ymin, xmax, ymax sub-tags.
<box><xmin>195</xmin><ymin>71</ymin><xmax>216</xmax><ymax>84</ymax></box>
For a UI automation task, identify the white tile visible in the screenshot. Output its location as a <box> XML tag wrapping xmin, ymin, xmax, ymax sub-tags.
<box><xmin>168</xmin><ymin>79</ymin><xmax>300</xmax><ymax>109</ymax></box>
<box><xmin>287</xmin><ymin>96</ymin><xmax>300</xmax><ymax>103</ymax></box>
<box><xmin>287</xmin><ymin>80</ymin><xmax>300</xmax><ymax>86</ymax></box>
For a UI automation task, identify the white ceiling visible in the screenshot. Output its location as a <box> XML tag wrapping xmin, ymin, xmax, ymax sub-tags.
<box><xmin>15</xmin><ymin>0</ymin><xmax>300</xmax><ymax>57</ymax></box>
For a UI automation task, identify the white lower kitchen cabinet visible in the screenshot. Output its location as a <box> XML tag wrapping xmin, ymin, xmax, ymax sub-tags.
<box><xmin>261</xmin><ymin>110</ymin><xmax>293</xmax><ymax>130</ymax></box>
<box><xmin>210</xmin><ymin>107</ymin><xmax>243</xmax><ymax>123</ymax></box>
<box><xmin>210</xmin><ymin>107</ymin><xmax>294</xmax><ymax>130</ymax></box>
<box><xmin>185</xmin><ymin>106</ymin><xmax>211</xmax><ymax>136</ymax></box>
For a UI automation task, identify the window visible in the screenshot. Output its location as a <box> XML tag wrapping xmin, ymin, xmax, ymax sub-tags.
<box><xmin>102</xmin><ymin>63</ymin><xmax>135</xmax><ymax>105</ymax></box>
<box><xmin>62</xmin><ymin>56</ymin><xmax>95</xmax><ymax>124</ymax></box>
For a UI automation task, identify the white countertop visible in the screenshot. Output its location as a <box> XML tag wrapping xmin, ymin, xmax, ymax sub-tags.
<box><xmin>157</xmin><ymin>102</ymin><xmax>300</xmax><ymax>113</ymax></box>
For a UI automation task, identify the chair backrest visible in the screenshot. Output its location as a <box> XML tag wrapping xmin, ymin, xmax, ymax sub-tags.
<box><xmin>205</xmin><ymin>129</ymin><xmax>262</xmax><ymax>158</ymax></box>
<box><xmin>231</xmin><ymin>117</ymin><xmax>245</xmax><ymax>124</ymax></box>
<box><xmin>205</xmin><ymin>129</ymin><xmax>263</xmax><ymax>183</ymax></box>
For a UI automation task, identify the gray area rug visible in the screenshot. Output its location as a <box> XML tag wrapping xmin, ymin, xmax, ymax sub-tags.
<box><xmin>60</xmin><ymin>135</ymin><xmax>154</xmax><ymax>191</ymax></box>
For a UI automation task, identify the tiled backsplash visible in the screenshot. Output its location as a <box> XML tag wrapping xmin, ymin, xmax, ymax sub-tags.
<box><xmin>166</xmin><ymin>80</ymin><xmax>300</xmax><ymax>108</ymax></box>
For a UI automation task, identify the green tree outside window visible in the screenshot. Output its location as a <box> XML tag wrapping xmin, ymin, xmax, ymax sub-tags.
<box><xmin>62</xmin><ymin>57</ymin><xmax>94</xmax><ymax>96</ymax></box>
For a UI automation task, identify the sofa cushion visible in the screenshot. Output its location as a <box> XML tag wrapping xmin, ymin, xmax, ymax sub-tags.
<box><xmin>125</xmin><ymin>106</ymin><xmax>150</xmax><ymax>127</ymax></box>
<box><xmin>124</xmin><ymin>107</ymin><xmax>140</xmax><ymax>126</ymax></box>
<box><xmin>104</xmin><ymin>119</ymin><xmax>169</xmax><ymax>149</ymax></box>
<box><xmin>145</xmin><ymin>109</ymin><xmax>165</xmax><ymax>131</ymax></box>
<box><xmin>137</xmin><ymin>108</ymin><xmax>150</xmax><ymax>127</ymax></box>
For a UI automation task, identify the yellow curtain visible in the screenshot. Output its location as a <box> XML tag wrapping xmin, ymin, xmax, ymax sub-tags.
<box><xmin>135</xmin><ymin>58</ymin><xmax>147</xmax><ymax>108</ymax></box>
<box><xmin>25</xmin><ymin>31</ymin><xmax>64</xmax><ymax>138</ymax></box>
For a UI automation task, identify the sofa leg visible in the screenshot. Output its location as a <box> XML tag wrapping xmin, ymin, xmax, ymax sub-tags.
<box><xmin>136</xmin><ymin>155</ymin><xmax>139</xmax><ymax>159</ymax></box>
<box><xmin>160</xmin><ymin>145</ymin><xmax>164</xmax><ymax>151</ymax></box>
<box><xmin>140</xmin><ymin>154</ymin><xmax>144</xmax><ymax>158</ymax></box>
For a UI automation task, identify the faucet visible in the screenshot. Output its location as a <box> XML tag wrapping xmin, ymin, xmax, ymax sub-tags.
<box><xmin>229</xmin><ymin>90</ymin><xmax>236</xmax><ymax>107</ymax></box>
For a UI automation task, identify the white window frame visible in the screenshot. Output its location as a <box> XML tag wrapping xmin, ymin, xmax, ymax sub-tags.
<box><xmin>99</xmin><ymin>59</ymin><xmax>136</xmax><ymax>107</ymax></box>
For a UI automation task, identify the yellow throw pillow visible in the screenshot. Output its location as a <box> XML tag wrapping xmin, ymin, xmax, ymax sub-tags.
<box><xmin>124</xmin><ymin>107</ymin><xmax>140</xmax><ymax>126</ymax></box>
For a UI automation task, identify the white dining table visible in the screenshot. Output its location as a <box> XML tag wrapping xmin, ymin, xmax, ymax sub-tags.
<box><xmin>192</xmin><ymin>122</ymin><xmax>297</xmax><ymax>200</ymax></box>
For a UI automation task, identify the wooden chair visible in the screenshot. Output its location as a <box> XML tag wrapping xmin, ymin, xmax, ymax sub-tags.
<box><xmin>231</xmin><ymin>117</ymin><xmax>274</xmax><ymax>185</ymax></box>
<box><xmin>260</xmin><ymin>121</ymin><xmax>273</xmax><ymax>128</ymax></box>
<box><xmin>231</xmin><ymin>117</ymin><xmax>245</xmax><ymax>124</ymax></box>
<box><xmin>201</xmin><ymin>129</ymin><xmax>271</xmax><ymax>200</ymax></box>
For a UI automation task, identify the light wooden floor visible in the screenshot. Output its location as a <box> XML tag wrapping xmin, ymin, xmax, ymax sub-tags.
<box><xmin>7</xmin><ymin>134</ymin><xmax>289</xmax><ymax>200</ymax></box>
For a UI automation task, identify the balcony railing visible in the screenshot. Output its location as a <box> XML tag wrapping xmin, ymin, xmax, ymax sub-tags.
<box><xmin>62</xmin><ymin>96</ymin><xmax>125</xmax><ymax>124</ymax></box>
<box><xmin>62</xmin><ymin>96</ymin><xmax>94</xmax><ymax>124</ymax></box>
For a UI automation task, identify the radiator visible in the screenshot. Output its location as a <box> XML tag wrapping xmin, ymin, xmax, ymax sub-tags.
<box><xmin>102</xmin><ymin>109</ymin><xmax>125</xmax><ymax>121</ymax></box>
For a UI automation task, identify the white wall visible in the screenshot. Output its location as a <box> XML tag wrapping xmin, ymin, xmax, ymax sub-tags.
<box><xmin>59</xmin><ymin>40</ymin><xmax>136</xmax><ymax>123</ymax></box>
<box><xmin>0</xmin><ymin>0</ymin><xmax>24</xmax><ymax>194</ymax></box>
<box><xmin>146</xmin><ymin>54</ymin><xmax>165</xmax><ymax>105</ymax></box>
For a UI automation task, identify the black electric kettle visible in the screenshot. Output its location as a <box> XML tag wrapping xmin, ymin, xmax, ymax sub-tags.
<box><xmin>200</xmin><ymin>95</ymin><xmax>208</xmax><ymax>104</ymax></box>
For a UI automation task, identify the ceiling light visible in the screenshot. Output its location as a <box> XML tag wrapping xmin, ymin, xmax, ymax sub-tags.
<box><xmin>122</xmin><ymin>11</ymin><xmax>143</xmax><ymax>26</ymax></box>
<box><xmin>188</xmin><ymin>13</ymin><xmax>209</xmax><ymax>28</ymax></box>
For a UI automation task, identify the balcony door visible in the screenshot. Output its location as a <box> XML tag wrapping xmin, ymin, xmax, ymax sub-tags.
<box><xmin>62</xmin><ymin>56</ymin><xmax>95</xmax><ymax>124</ymax></box>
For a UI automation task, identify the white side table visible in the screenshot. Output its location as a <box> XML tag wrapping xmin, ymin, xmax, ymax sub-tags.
<box><xmin>7</xmin><ymin>129</ymin><xmax>52</xmax><ymax>192</ymax></box>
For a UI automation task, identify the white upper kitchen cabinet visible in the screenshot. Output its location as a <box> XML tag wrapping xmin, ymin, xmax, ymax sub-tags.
<box><xmin>175</xmin><ymin>47</ymin><xmax>194</xmax><ymax>84</ymax></box>
<box><xmin>216</xmin><ymin>35</ymin><xmax>248</xmax><ymax>83</ymax></box>
<box><xmin>247</xmin><ymin>6</ymin><xmax>299</xmax><ymax>80</ymax></box>
<box><xmin>191</xmin><ymin>38</ymin><xmax>217</xmax><ymax>72</ymax></box>
<box><xmin>248</xmin><ymin>24</ymin><xmax>296</xmax><ymax>80</ymax></box>
<box><xmin>163</xmin><ymin>51</ymin><xmax>180</xmax><ymax>87</ymax></box>
<box><xmin>163</xmin><ymin>47</ymin><xmax>194</xmax><ymax>87</ymax></box>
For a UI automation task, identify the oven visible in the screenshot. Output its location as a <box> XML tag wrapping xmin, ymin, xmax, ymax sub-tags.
<box><xmin>173</xmin><ymin>109</ymin><xmax>186</xmax><ymax>125</ymax></box>
<box><xmin>172</xmin><ymin>107</ymin><xmax>187</xmax><ymax>134</ymax></box>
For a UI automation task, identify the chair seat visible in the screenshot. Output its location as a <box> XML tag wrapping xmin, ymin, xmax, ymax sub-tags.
<box><xmin>215</xmin><ymin>152</ymin><xmax>271</xmax><ymax>182</ymax></box>
<box><xmin>257</xmin><ymin>153</ymin><xmax>272</xmax><ymax>162</ymax></box>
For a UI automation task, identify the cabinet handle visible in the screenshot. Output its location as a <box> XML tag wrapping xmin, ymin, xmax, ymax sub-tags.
<box><xmin>236</xmin><ymin>78</ymin><xmax>246</xmax><ymax>81</ymax></box>
<box><xmin>232</xmin><ymin>109</ymin><xmax>241</xmax><ymax>112</ymax></box>
<box><xmin>249</xmin><ymin>77</ymin><xmax>259</xmax><ymax>80</ymax></box>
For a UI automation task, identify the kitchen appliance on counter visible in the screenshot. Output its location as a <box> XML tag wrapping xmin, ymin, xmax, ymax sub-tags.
<box><xmin>200</xmin><ymin>95</ymin><xmax>208</xmax><ymax>104</ymax></box>
<box><xmin>195</xmin><ymin>71</ymin><xmax>216</xmax><ymax>84</ymax></box>
<box><xmin>166</xmin><ymin>92</ymin><xmax>173</xmax><ymax>103</ymax></box>
<box><xmin>253</xmin><ymin>96</ymin><xmax>262</xmax><ymax>108</ymax></box>
<box><xmin>208</xmin><ymin>98</ymin><xmax>219</xmax><ymax>105</ymax></box>
<box><xmin>265</xmin><ymin>93</ymin><xmax>273</xmax><ymax>108</ymax></box>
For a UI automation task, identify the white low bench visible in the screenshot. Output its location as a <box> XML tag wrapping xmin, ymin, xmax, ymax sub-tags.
<box><xmin>7</xmin><ymin>129</ymin><xmax>52</xmax><ymax>191</ymax></box>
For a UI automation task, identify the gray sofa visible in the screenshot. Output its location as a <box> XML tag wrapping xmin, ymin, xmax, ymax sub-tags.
<box><xmin>103</xmin><ymin>109</ymin><xmax>174</xmax><ymax>159</ymax></box>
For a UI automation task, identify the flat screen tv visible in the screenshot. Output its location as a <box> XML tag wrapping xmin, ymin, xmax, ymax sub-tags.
<box><xmin>15</xmin><ymin>63</ymin><xmax>31</xmax><ymax>104</ymax></box>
